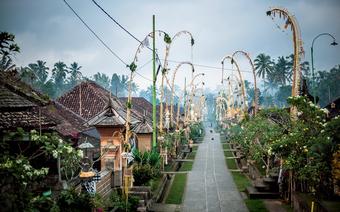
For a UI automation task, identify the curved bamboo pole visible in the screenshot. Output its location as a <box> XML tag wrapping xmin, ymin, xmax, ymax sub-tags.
<box><xmin>232</xmin><ymin>50</ymin><xmax>258</xmax><ymax>115</ymax></box>
<box><xmin>126</xmin><ymin>30</ymin><xmax>170</xmax><ymax>144</ymax></box>
<box><xmin>161</xmin><ymin>31</ymin><xmax>194</xmax><ymax>132</ymax></box>
<box><xmin>169</xmin><ymin>62</ymin><xmax>195</xmax><ymax>127</ymax></box>
<box><xmin>221</xmin><ymin>55</ymin><xmax>247</xmax><ymax>112</ymax></box>
<box><xmin>267</xmin><ymin>7</ymin><xmax>304</xmax><ymax>119</ymax></box>
<box><xmin>185</xmin><ymin>74</ymin><xmax>205</xmax><ymax>122</ymax></box>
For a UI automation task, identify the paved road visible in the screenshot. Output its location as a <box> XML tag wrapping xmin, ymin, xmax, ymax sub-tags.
<box><xmin>182</xmin><ymin>126</ymin><xmax>248</xmax><ymax>212</ymax></box>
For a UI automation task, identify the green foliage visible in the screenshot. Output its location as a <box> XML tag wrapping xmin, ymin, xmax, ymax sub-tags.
<box><xmin>0</xmin><ymin>128</ymin><xmax>82</xmax><ymax>211</ymax></box>
<box><xmin>132</xmin><ymin>149</ymin><xmax>161</xmax><ymax>185</ymax></box>
<box><xmin>57</xmin><ymin>189</ymin><xmax>93</xmax><ymax>212</ymax></box>
<box><xmin>0</xmin><ymin>31</ymin><xmax>20</xmax><ymax>71</ymax></box>
<box><xmin>189</xmin><ymin>122</ymin><xmax>204</xmax><ymax>141</ymax></box>
<box><xmin>244</xmin><ymin>199</ymin><xmax>268</xmax><ymax>212</ymax></box>
<box><xmin>128</xmin><ymin>62</ymin><xmax>137</xmax><ymax>72</ymax></box>
<box><xmin>230</xmin><ymin>95</ymin><xmax>339</xmax><ymax>195</ymax></box>
<box><xmin>108</xmin><ymin>190</ymin><xmax>139</xmax><ymax>212</ymax></box>
<box><xmin>163</xmin><ymin>33</ymin><xmax>172</xmax><ymax>44</ymax></box>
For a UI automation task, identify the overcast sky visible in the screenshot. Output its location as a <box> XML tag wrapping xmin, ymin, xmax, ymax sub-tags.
<box><xmin>1</xmin><ymin>0</ymin><xmax>339</xmax><ymax>92</ymax></box>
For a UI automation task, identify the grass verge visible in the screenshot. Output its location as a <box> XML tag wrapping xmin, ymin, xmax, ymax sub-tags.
<box><xmin>165</xmin><ymin>173</ymin><xmax>187</xmax><ymax>204</ymax></box>
<box><xmin>245</xmin><ymin>199</ymin><xmax>268</xmax><ymax>212</ymax></box>
<box><xmin>187</xmin><ymin>151</ymin><xmax>196</xmax><ymax>160</ymax></box>
<box><xmin>224</xmin><ymin>150</ymin><xmax>234</xmax><ymax>158</ymax></box>
<box><xmin>179</xmin><ymin>162</ymin><xmax>193</xmax><ymax>171</ymax></box>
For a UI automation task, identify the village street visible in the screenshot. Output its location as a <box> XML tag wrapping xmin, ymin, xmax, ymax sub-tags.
<box><xmin>182</xmin><ymin>125</ymin><xmax>248</xmax><ymax>212</ymax></box>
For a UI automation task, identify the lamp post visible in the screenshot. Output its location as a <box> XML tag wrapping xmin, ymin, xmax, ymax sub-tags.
<box><xmin>311</xmin><ymin>33</ymin><xmax>337</xmax><ymax>104</ymax></box>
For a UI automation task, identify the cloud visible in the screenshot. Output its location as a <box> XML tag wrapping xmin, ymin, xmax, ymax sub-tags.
<box><xmin>1</xmin><ymin>0</ymin><xmax>339</xmax><ymax>91</ymax></box>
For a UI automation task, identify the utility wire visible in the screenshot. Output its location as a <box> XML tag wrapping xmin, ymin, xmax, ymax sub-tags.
<box><xmin>62</xmin><ymin>0</ymin><xmax>153</xmax><ymax>81</ymax></box>
<box><xmin>164</xmin><ymin>59</ymin><xmax>254</xmax><ymax>73</ymax></box>
<box><xmin>63</xmin><ymin>0</ymin><xmax>128</xmax><ymax>66</ymax></box>
<box><xmin>91</xmin><ymin>0</ymin><xmax>163</xmax><ymax>67</ymax></box>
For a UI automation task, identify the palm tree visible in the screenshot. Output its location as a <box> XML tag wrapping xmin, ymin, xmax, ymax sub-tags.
<box><xmin>254</xmin><ymin>53</ymin><xmax>274</xmax><ymax>79</ymax></box>
<box><xmin>68</xmin><ymin>62</ymin><xmax>82</xmax><ymax>88</ymax></box>
<box><xmin>93</xmin><ymin>72</ymin><xmax>110</xmax><ymax>89</ymax></box>
<box><xmin>0</xmin><ymin>32</ymin><xmax>20</xmax><ymax>72</ymax></box>
<box><xmin>52</xmin><ymin>61</ymin><xmax>69</xmax><ymax>97</ymax></box>
<box><xmin>28</xmin><ymin>60</ymin><xmax>49</xmax><ymax>84</ymax></box>
<box><xmin>272</xmin><ymin>56</ymin><xmax>290</xmax><ymax>86</ymax></box>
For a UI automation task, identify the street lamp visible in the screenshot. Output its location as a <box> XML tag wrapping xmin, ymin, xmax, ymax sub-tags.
<box><xmin>311</xmin><ymin>33</ymin><xmax>337</xmax><ymax>104</ymax></box>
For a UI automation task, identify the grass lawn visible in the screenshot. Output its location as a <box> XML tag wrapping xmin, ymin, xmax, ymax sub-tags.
<box><xmin>179</xmin><ymin>162</ymin><xmax>193</xmax><ymax>171</ymax></box>
<box><xmin>222</xmin><ymin>143</ymin><xmax>230</xmax><ymax>150</ymax></box>
<box><xmin>187</xmin><ymin>151</ymin><xmax>196</xmax><ymax>160</ymax></box>
<box><xmin>231</xmin><ymin>172</ymin><xmax>252</xmax><ymax>192</ymax></box>
<box><xmin>192</xmin><ymin>145</ymin><xmax>198</xmax><ymax>151</ymax></box>
<box><xmin>165</xmin><ymin>173</ymin><xmax>187</xmax><ymax>204</ymax></box>
<box><xmin>226</xmin><ymin>158</ymin><xmax>238</xmax><ymax>169</ymax></box>
<box><xmin>245</xmin><ymin>199</ymin><xmax>268</xmax><ymax>212</ymax></box>
<box><xmin>224</xmin><ymin>150</ymin><xmax>234</xmax><ymax>157</ymax></box>
<box><xmin>164</xmin><ymin>164</ymin><xmax>173</xmax><ymax>172</ymax></box>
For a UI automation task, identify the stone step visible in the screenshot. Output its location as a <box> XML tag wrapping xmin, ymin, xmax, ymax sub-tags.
<box><xmin>173</xmin><ymin>159</ymin><xmax>194</xmax><ymax>162</ymax></box>
<box><xmin>246</xmin><ymin>186</ymin><xmax>280</xmax><ymax>199</ymax></box>
<box><xmin>161</xmin><ymin>171</ymin><xmax>189</xmax><ymax>174</ymax></box>
<box><xmin>229</xmin><ymin>169</ymin><xmax>242</xmax><ymax>172</ymax></box>
<box><xmin>226</xmin><ymin>156</ymin><xmax>240</xmax><ymax>159</ymax></box>
<box><xmin>223</xmin><ymin>149</ymin><xmax>237</xmax><ymax>152</ymax></box>
<box><xmin>254</xmin><ymin>182</ymin><xmax>270</xmax><ymax>192</ymax></box>
<box><xmin>137</xmin><ymin>206</ymin><xmax>147</xmax><ymax>212</ymax></box>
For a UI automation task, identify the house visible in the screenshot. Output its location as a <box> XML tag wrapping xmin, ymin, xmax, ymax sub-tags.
<box><xmin>57</xmin><ymin>81</ymin><xmax>143</xmax><ymax>121</ymax></box>
<box><xmin>0</xmin><ymin>70</ymin><xmax>55</xmax><ymax>134</ymax></box>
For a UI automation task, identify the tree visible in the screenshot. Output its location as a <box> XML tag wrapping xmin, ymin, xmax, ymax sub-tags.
<box><xmin>28</xmin><ymin>60</ymin><xmax>49</xmax><ymax>85</ymax></box>
<box><xmin>254</xmin><ymin>53</ymin><xmax>274</xmax><ymax>79</ymax></box>
<box><xmin>286</xmin><ymin>54</ymin><xmax>310</xmax><ymax>81</ymax></box>
<box><xmin>68</xmin><ymin>62</ymin><xmax>82</xmax><ymax>89</ymax></box>
<box><xmin>139</xmin><ymin>85</ymin><xmax>159</xmax><ymax>104</ymax></box>
<box><xmin>52</xmin><ymin>61</ymin><xmax>69</xmax><ymax>97</ymax></box>
<box><xmin>0</xmin><ymin>32</ymin><xmax>20</xmax><ymax>72</ymax></box>
<box><xmin>110</xmin><ymin>73</ymin><xmax>138</xmax><ymax>97</ymax></box>
<box><xmin>275</xmin><ymin>85</ymin><xmax>292</xmax><ymax>107</ymax></box>
<box><xmin>92</xmin><ymin>72</ymin><xmax>110</xmax><ymax>89</ymax></box>
<box><xmin>315</xmin><ymin>65</ymin><xmax>340</xmax><ymax>106</ymax></box>
<box><xmin>19</xmin><ymin>66</ymin><xmax>37</xmax><ymax>85</ymax></box>
<box><xmin>270</xmin><ymin>56</ymin><xmax>290</xmax><ymax>86</ymax></box>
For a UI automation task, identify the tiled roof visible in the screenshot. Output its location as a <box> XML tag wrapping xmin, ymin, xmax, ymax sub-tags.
<box><xmin>41</xmin><ymin>102</ymin><xmax>88</xmax><ymax>138</ymax></box>
<box><xmin>0</xmin><ymin>85</ymin><xmax>36</xmax><ymax>108</ymax></box>
<box><xmin>57</xmin><ymin>81</ymin><xmax>143</xmax><ymax>122</ymax></box>
<box><xmin>132</xmin><ymin>117</ymin><xmax>152</xmax><ymax>134</ymax></box>
<box><xmin>0</xmin><ymin>70</ymin><xmax>50</xmax><ymax>106</ymax></box>
<box><xmin>0</xmin><ymin>109</ymin><xmax>55</xmax><ymax>130</ymax></box>
<box><xmin>119</xmin><ymin>97</ymin><xmax>153</xmax><ymax>117</ymax></box>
